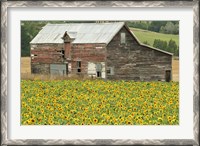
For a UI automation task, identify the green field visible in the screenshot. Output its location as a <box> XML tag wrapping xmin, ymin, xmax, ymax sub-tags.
<box><xmin>21</xmin><ymin>79</ymin><xmax>179</xmax><ymax>125</ymax></box>
<box><xmin>130</xmin><ymin>28</ymin><xmax>179</xmax><ymax>47</ymax></box>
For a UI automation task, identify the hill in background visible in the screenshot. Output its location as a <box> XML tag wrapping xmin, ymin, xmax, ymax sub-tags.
<box><xmin>130</xmin><ymin>28</ymin><xmax>179</xmax><ymax>56</ymax></box>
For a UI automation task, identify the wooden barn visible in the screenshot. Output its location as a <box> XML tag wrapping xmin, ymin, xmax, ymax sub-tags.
<box><xmin>30</xmin><ymin>22</ymin><xmax>173</xmax><ymax>81</ymax></box>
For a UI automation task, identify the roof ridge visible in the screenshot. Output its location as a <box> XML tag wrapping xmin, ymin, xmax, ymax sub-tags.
<box><xmin>45</xmin><ymin>22</ymin><xmax>124</xmax><ymax>25</ymax></box>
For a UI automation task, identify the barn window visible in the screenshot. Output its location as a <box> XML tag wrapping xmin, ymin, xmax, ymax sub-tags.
<box><xmin>107</xmin><ymin>69</ymin><xmax>111</xmax><ymax>74</ymax></box>
<box><xmin>31</xmin><ymin>54</ymin><xmax>37</xmax><ymax>59</ymax></box>
<box><xmin>57</xmin><ymin>50</ymin><xmax>65</xmax><ymax>56</ymax></box>
<box><xmin>120</xmin><ymin>33</ymin><xmax>126</xmax><ymax>44</ymax></box>
<box><xmin>107</xmin><ymin>67</ymin><xmax>114</xmax><ymax>75</ymax></box>
<box><xmin>31</xmin><ymin>54</ymin><xmax>37</xmax><ymax>57</ymax></box>
<box><xmin>77</xmin><ymin>61</ymin><xmax>81</xmax><ymax>73</ymax></box>
<box><xmin>61</xmin><ymin>50</ymin><xmax>64</xmax><ymax>55</ymax></box>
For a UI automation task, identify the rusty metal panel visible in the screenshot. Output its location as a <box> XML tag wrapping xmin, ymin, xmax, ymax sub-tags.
<box><xmin>50</xmin><ymin>64</ymin><xmax>67</xmax><ymax>75</ymax></box>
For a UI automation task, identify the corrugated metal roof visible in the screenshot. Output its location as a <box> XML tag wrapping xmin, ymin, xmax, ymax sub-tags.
<box><xmin>30</xmin><ymin>22</ymin><xmax>124</xmax><ymax>44</ymax></box>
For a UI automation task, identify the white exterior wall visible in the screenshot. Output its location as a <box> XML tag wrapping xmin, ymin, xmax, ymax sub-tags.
<box><xmin>87</xmin><ymin>62</ymin><xmax>105</xmax><ymax>78</ymax></box>
<box><xmin>101</xmin><ymin>62</ymin><xmax>106</xmax><ymax>78</ymax></box>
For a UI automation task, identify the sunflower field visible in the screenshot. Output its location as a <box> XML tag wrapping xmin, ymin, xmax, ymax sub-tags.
<box><xmin>21</xmin><ymin>79</ymin><xmax>179</xmax><ymax>125</ymax></box>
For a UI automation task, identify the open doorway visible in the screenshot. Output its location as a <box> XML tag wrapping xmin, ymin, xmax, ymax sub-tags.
<box><xmin>97</xmin><ymin>71</ymin><xmax>102</xmax><ymax>77</ymax></box>
<box><xmin>96</xmin><ymin>63</ymin><xmax>102</xmax><ymax>78</ymax></box>
<box><xmin>165</xmin><ymin>70</ymin><xmax>171</xmax><ymax>82</ymax></box>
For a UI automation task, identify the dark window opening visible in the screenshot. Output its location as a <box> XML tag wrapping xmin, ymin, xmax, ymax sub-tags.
<box><xmin>61</xmin><ymin>50</ymin><xmax>64</xmax><ymax>55</ymax></box>
<box><xmin>106</xmin><ymin>67</ymin><xmax>114</xmax><ymax>75</ymax></box>
<box><xmin>77</xmin><ymin>61</ymin><xmax>81</xmax><ymax>68</ymax></box>
<box><xmin>32</xmin><ymin>68</ymin><xmax>39</xmax><ymax>74</ymax></box>
<box><xmin>31</xmin><ymin>54</ymin><xmax>37</xmax><ymax>57</ymax></box>
<box><xmin>106</xmin><ymin>69</ymin><xmax>111</xmax><ymax>74</ymax></box>
<box><xmin>66</xmin><ymin>64</ymin><xmax>68</xmax><ymax>75</ymax></box>
<box><xmin>77</xmin><ymin>68</ymin><xmax>81</xmax><ymax>73</ymax></box>
<box><xmin>31</xmin><ymin>54</ymin><xmax>37</xmax><ymax>59</ymax></box>
<box><xmin>97</xmin><ymin>71</ymin><xmax>101</xmax><ymax>77</ymax></box>
<box><xmin>57</xmin><ymin>50</ymin><xmax>65</xmax><ymax>56</ymax></box>
<box><xmin>77</xmin><ymin>61</ymin><xmax>81</xmax><ymax>73</ymax></box>
<box><xmin>165</xmin><ymin>70</ymin><xmax>171</xmax><ymax>82</ymax></box>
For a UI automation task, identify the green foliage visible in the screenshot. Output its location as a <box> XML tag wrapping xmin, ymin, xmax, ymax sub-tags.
<box><xmin>127</xmin><ymin>21</ymin><xmax>149</xmax><ymax>30</ymax></box>
<box><xmin>143</xmin><ymin>41</ymin><xmax>150</xmax><ymax>45</ymax></box>
<box><xmin>130</xmin><ymin>28</ymin><xmax>179</xmax><ymax>46</ymax></box>
<box><xmin>152</xmin><ymin>39</ymin><xmax>179</xmax><ymax>56</ymax></box>
<box><xmin>21</xmin><ymin>21</ymin><xmax>48</xmax><ymax>56</ymax></box>
<box><xmin>148</xmin><ymin>21</ymin><xmax>167</xmax><ymax>32</ymax></box>
<box><xmin>153</xmin><ymin>39</ymin><xmax>168</xmax><ymax>51</ymax></box>
<box><xmin>130</xmin><ymin>27</ymin><xmax>179</xmax><ymax>56</ymax></box>
<box><xmin>127</xmin><ymin>21</ymin><xmax>179</xmax><ymax>35</ymax></box>
<box><xmin>168</xmin><ymin>39</ymin><xmax>178</xmax><ymax>56</ymax></box>
<box><xmin>160</xmin><ymin>22</ymin><xmax>179</xmax><ymax>34</ymax></box>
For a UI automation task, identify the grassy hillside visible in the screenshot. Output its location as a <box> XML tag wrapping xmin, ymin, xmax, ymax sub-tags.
<box><xmin>130</xmin><ymin>28</ymin><xmax>179</xmax><ymax>47</ymax></box>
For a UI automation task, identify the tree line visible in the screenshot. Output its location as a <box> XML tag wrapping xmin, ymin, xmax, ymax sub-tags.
<box><xmin>143</xmin><ymin>39</ymin><xmax>179</xmax><ymax>56</ymax></box>
<box><xmin>126</xmin><ymin>21</ymin><xmax>179</xmax><ymax>35</ymax></box>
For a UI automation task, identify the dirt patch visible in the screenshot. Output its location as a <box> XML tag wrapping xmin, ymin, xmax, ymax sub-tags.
<box><xmin>172</xmin><ymin>59</ymin><xmax>179</xmax><ymax>81</ymax></box>
<box><xmin>21</xmin><ymin>57</ymin><xmax>31</xmax><ymax>74</ymax></box>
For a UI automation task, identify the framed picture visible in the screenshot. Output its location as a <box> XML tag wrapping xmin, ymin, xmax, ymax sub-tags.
<box><xmin>1</xmin><ymin>0</ymin><xmax>199</xmax><ymax>145</ymax></box>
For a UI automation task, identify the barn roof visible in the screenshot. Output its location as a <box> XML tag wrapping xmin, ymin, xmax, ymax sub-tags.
<box><xmin>30</xmin><ymin>22</ymin><xmax>125</xmax><ymax>44</ymax></box>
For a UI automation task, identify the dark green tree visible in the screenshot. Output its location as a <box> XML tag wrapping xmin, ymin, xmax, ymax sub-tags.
<box><xmin>143</xmin><ymin>41</ymin><xmax>150</xmax><ymax>45</ymax></box>
<box><xmin>168</xmin><ymin>39</ymin><xmax>178</xmax><ymax>54</ymax></box>
<box><xmin>153</xmin><ymin>39</ymin><xmax>168</xmax><ymax>51</ymax></box>
<box><xmin>21</xmin><ymin>21</ymin><xmax>47</xmax><ymax>56</ymax></box>
<box><xmin>148</xmin><ymin>21</ymin><xmax>167</xmax><ymax>32</ymax></box>
<box><xmin>159</xmin><ymin>22</ymin><xmax>179</xmax><ymax>34</ymax></box>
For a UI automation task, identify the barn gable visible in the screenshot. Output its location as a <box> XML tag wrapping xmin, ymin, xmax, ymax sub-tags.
<box><xmin>106</xmin><ymin>24</ymin><xmax>172</xmax><ymax>81</ymax></box>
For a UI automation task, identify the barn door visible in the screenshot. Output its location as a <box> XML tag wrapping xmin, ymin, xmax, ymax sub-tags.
<box><xmin>50</xmin><ymin>64</ymin><xmax>67</xmax><ymax>76</ymax></box>
<box><xmin>96</xmin><ymin>63</ymin><xmax>102</xmax><ymax>78</ymax></box>
<box><xmin>165</xmin><ymin>70</ymin><xmax>171</xmax><ymax>82</ymax></box>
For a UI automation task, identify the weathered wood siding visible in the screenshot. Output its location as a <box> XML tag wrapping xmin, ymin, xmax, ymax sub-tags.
<box><xmin>31</xmin><ymin>64</ymin><xmax>50</xmax><ymax>74</ymax></box>
<box><xmin>71</xmin><ymin>44</ymin><xmax>106</xmax><ymax>75</ymax></box>
<box><xmin>106</xmin><ymin>26</ymin><xmax>172</xmax><ymax>81</ymax></box>
<box><xmin>30</xmin><ymin>44</ymin><xmax>64</xmax><ymax>74</ymax></box>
